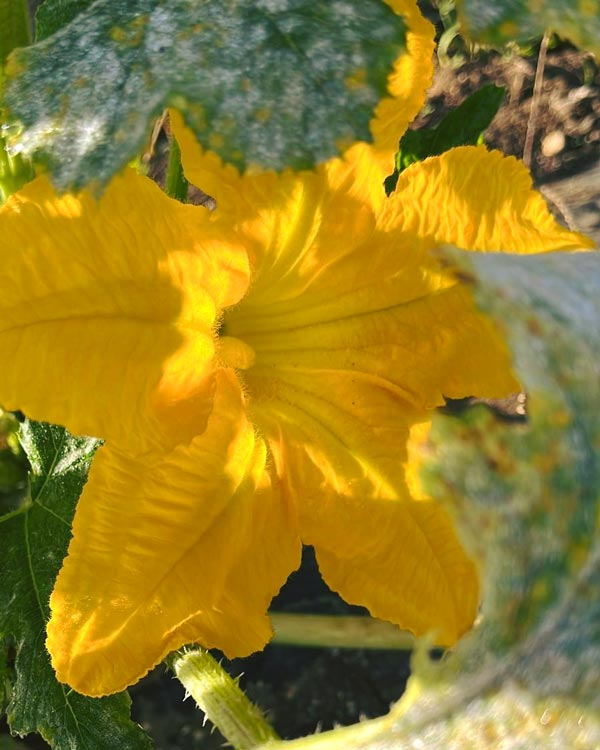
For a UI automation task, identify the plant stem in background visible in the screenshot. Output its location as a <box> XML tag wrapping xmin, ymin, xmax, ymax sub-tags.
<box><xmin>271</xmin><ymin>613</ymin><xmax>415</xmax><ymax>650</ymax></box>
<box><xmin>523</xmin><ymin>30</ymin><xmax>550</xmax><ymax>168</ymax></box>
<box><xmin>171</xmin><ymin>648</ymin><xmax>280</xmax><ymax>750</ymax></box>
<box><xmin>254</xmin><ymin>714</ymin><xmax>389</xmax><ymax>750</ymax></box>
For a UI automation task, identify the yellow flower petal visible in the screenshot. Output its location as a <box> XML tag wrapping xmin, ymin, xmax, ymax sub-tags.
<box><xmin>314</xmin><ymin>499</ymin><xmax>479</xmax><ymax>646</ymax></box>
<box><xmin>253</xmin><ymin>385</ymin><xmax>477</xmax><ymax>644</ymax></box>
<box><xmin>228</xmin><ymin>146</ymin><xmax>588</xmax><ymax>414</ymax></box>
<box><xmin>226</xmin><ymin>144</ymin><xmax>590</xmax><ymax>641</ymax></box>
<box><xmin>366</xmin><ymin>0</ymin><xmax>435</xmax><ymax>164</ymax></box>
<box><xmin>171</xmin><ymin>109</ymin><xmax>393</xmax><ymax>224</ymax></box>
<box><xmin>390</xmin><ymin>145</ymin><xmax>595</xmax><ymax>253</ymax></box>
<box><xmin>0</xmin><ymin>171</ymin><xmax>249</xmax><ymax>449</ymax></box>
<box><xmin>47</xmin><ymin>369</ymin><xmax>301</xmax><ymax>696</ymax></box>
<box><xmin>313</xmin><ymin>496</ymin><xmax>479</xmax><ymax>645</ymax></box>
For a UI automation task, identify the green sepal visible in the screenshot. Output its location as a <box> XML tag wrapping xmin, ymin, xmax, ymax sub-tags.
<box><xmin>0</xmin><ymin>420</ymin><xmax>152</xmax><ymax>750</ymax></box>
<box><xmin>5</xmin><ymin>0</ymin><xmax>405</xmax><ymax>192</ymax></box>
<box><xmin>385</xmin><ymin>84</ymin><xmax>505</xmax><ymax>194</ymax></box>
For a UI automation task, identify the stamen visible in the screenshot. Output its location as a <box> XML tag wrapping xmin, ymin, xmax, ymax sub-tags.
<box><xmin>217</xmin><ymin>336</ymin><xmax>256</xmax><ymax>370</ymax></box>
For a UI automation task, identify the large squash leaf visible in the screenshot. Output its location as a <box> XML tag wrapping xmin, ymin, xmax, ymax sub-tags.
<box><xmin>259</xmin><ymin>247</ymin><xmax>600</xmax><ymax>749</ymax></box>
<box><xmin>4</xmin><ymin>0</ymin><xmax>405</xmax><ymax>191</ymax></box>
<box><xmin>457</xmin><ymin>0</ymin><xmax>600</xmax><ymax>56</ymax></box>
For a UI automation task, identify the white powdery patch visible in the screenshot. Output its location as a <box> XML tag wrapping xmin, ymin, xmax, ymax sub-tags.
<box><xmin>254</xmin><ymin>0</ymin><xmax>293</xmax><ymax>14</ymax></box>
<box><xmin>7</xmin><ymin>0</ymin><xmax>403</xmax><ymax>183</ymax></box>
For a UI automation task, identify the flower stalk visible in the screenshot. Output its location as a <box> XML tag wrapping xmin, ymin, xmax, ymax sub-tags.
<box><xmin>270</xmin><ymin>613</ymin><xmax>415</xmax><ymax>650</ymax></box>
<box><xmin>171</xmin><ymin>648</ymin><xmax>280</xmax><ymax>750</ymax></box>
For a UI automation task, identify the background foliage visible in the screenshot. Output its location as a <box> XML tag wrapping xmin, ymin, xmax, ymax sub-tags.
<box><xmin>457</xmin><ymin>0</ymin><xmax>600</xmax><ymax>57</ymax></box>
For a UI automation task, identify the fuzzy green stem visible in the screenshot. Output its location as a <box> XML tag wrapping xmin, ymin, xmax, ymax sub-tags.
<box><xmin>165</xmin><ymin>135</ymin><xmax>188</xmax><ymax>202</ymax></box>
<box><xmin>171</xmin><ymin>648</ymin><xmax>279</xmax><ymax>750</ymax></box>
<box><xmin>254</xmin><ymin>714</ymin><xmax>391</xmax><ymax>750</ymax></box>
<box><xmin>270</xmin><ymin>613</ymin><xmax>415</xmax><ymax>650</ymax></box>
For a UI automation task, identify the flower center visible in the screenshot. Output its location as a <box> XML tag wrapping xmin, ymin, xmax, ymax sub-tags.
<box><xmin>217</xmin><ymin>336</ymin><xmax>256</xmax><ymax>370</ymax></box>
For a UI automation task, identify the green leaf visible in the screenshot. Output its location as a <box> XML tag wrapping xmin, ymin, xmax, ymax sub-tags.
<box><xmin>4</xmin><ymin>0</ymin><xmax>405</xmax><ymax>192</ymax></box>
<box><xmin>0</xmin><ymin>420</ymin><xmax>152</xmax><ymax>750</ymax></box>
<box><xmin>457</xmin><ymin>0</ymin><xmax>600</xmax><ymax>56</ymax></box>
<box><xmin>0</xmin><ymin>412</ymin><xmax>28</xmax><ymax>514</ymax></box>
<box><xmin>385</xmin><ymin>85</ymin><xmax>504</xmax><ymax>193</ymax></box>
<box><xmin>0</xmin><ymin>446</ymin><xmax>28</xmax><ymax>516</ymax></box>
<box><xmin>0</xmin><ymin>0</ymin><xmax>30</xmax><ymax>65</ymax></box>
<box><xmin>35</xmin><ymin>0</ymin><xmax>93</xmax><ymax>41</ymax></box>
<box><xmin>260</xmin><ymin>248</ymin><xmax>600</xmax><ymax>749</ymax></box>
<box><xmin>0</xmin><ymin>643</ymin><xmax>10</xmax><ymax>715</ymax></box>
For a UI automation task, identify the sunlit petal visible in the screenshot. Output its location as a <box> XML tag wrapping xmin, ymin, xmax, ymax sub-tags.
<box><xmin>47</xmin><ymin>369</ymin><xmax>301</xmax><ymax>696</ymax></box>
<box><xmin>364</xmin><ymin>0</ymin><xmax>436</xmax><ymax>165</ymax></box>
<box><xmin>0</xmin><ymin>171</ymin><xmax>249</xmax><ymax>449</ymax></box>
<box><xmin>388</xmin><ymin>145</ymin><xmax>595</xmax><ymax>253</ymax></box>
<box><xmin>229</xmin><ymin>147</ymin><xmax>587</xmax><ymax>414</ymax></box>
<box><xmin>231</xmin><ymin>144</ymin><xmax>590</xmax><ymax>641</ymax></box>
<box><xmin>253</xmin><ymin>386</ymin><xmax>477</xmax><ymax>644</ymax></box>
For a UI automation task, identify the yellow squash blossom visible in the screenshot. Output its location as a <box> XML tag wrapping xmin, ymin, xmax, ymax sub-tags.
<box><xmin>0</xmin><ymin>0</ymin><xmax>592</xmax><ymax>698</ymax></box>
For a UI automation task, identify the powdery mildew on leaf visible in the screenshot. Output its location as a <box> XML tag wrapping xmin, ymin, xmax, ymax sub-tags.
<box><xmin>260</xmin><ymin>249</ymin><xmax>600</xmax><ymax>750</ymax></box>
<box><xmin>5</xmin><ymin>0</ymin><xmax>405</xmax><ymax>191</ymax></box>
<box><xmin>0</xmin><ymin>420</ymin><xmax>151</xmax><ymax>750</ymax></box>
<box><xmin>387</xmin><ymin>249</ymin><xmax>600</xmax><ymax>749</ymax></box>
<box><xmin>457</xmin><ymin>0</ymin><xmax>600</xmax><ymax>56</ymax></box>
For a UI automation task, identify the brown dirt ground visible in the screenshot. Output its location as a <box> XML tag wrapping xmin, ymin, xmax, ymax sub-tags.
<box><xmin>416</xmin><ymin>45</ymin><xmax>600</xmax><ymax>182</ymax></box>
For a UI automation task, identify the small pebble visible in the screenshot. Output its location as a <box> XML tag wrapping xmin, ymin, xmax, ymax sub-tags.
<box><xmin>542</xmin><ymin>130</ymin><xmax>566</xmax><ymax>157</ymax></box>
